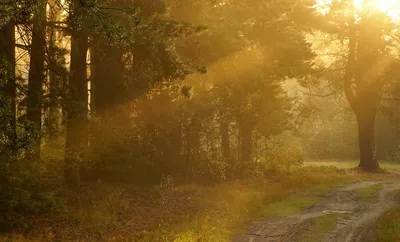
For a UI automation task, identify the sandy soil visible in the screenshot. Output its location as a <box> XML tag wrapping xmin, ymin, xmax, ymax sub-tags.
<box><xmin>233</xmin><ymin>180</ymin><xmax>400</xmax><ymax>242</ymax></box>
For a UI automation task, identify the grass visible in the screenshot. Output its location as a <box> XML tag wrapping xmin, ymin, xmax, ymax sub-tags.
<box><xmin>375</xmin><ymin>207</ymin><xmax>400</xmax><ymax>242</ymax></box>
<box><xmin>138</xmin><ymin>170</ymin><xmax>363</xmax><ymax>242</ymax></box>
<box><xmin>358</xmin><ymin>184</ymin><xmax>381</xmax><ymax>197</ymax></box>
<box><xmin>298</xmin><ymin>214</ymin><xmax>343</xmax><ymax>242</ymax></box>
<box><xmin>355</xmin><ymin>184</ymin><xmax>382</xmax><ymax>205</ymax></box>
<box><xmin>259</xmin><ymin>195</ymin><xmax>319</xmax><ymax>217</ymax></box>
<box><xmin>305</xmin><ymin>160</ymin><xmax>360</xmax><ymax>170</ymax></box>
<box><xmin>374</xmin><ymin>190</ymin><xmax>400</xmax><ymax>242</ymax></box>
<box><xmin>305</xmin><ymin>160</ymin><xmax>400</xmax><ymax>172</ymax></box>
<box><xmin>1</xmin><ymin>161</ymin><xmax>395</xmax><ymax>242</ymax></box>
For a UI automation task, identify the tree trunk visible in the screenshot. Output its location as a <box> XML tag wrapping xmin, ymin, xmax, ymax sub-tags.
<box><xmin>91</xmin><ymin>42</ymin><xmax>124</xmax><ymax>115</ymax></box>
<box><xmin>90</xmin><ymin>46</ymin><xmax>107</xmax><ymax>115</ymax></box>
<box><xmin>356</xmin><ymin>106</ymin><xmax>380</xmax><ymax>171</ymax></box>
<box><xmin>47</xmin><ymin>0</ymin><xmax>65</xmax><ymax>138</ymax></box>
<box><xmin>90</xmin><ymin>42</ymin><xmax>124</xmax><ymax>179</ymax></box>
<box><xmin>344</xmin><ymin>24</ymin><xmax>380</xmax><ymax>172</ymax></box>
<box><xmin>27</xmin><ymin>1</ymin><xmax>46</xmax><ymax>160</ymax></box>
<box><xmin>239</xmin><ymin>121</ymin><xmax>253</xmax><ymax>161</ymax></box>
<box><xmin>0</xmin><ymin>22</ymin><xmax>16</xmax><ymax>118</ymax></box>
<box><xmin>0</xmin><ymin>22</ymin><xmax>16</xmax><ymax>150</ymax></box>
<box><xmin>65</xmin><ymin>1</ymin><xmax>89</xmax><ymax>187</ymax></box>
<box><xmin>170</xmin><ymin>118</ymin><xmax>182</xmax><ymax>169</ymax></box>
<box><xmin>220</xmin><ymin>120</ymin><xmax>230</xmax><ymax>159</ymax></box>
<box><xmin>184</xmin><ymin>115</ymin><xmax>199</xmax><ymax>183</ymax></box>
<box><xmin>184</xmin><ymin>120</ymin><xmax>192</xmax><ymax>184</ymax></box>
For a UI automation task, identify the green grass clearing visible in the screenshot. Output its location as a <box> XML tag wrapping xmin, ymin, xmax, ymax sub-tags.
<box><xmin>358</xmin><ymin>184</ymin><xmax>381</xmax><ymax>198</ymax></box>
<box><xmin>260</xmin><ymin>195</ymin><xmax>318</xmax><ymax>217</ymax></box>
<box><xmin>299</xmin><ymin>214</ymin><xmax>343</xmax><ymax>242</ymax></box>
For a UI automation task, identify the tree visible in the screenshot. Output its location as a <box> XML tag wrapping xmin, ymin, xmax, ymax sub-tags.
<box><xmin>0</xmin><ymin>16</ymin><xmax>16</xmax><ymax>154</ymax></box>
<box><xmin>27</xmin><ymin>0</ymin><xmax>47</xmax><ymax>160</ymax></box>
<box><xmin>64</xmin><ymin>0</ymin><xmax>90</xmax><ymax>187</ymax></box>
<box><xmin>172</xmin><ymin>0</ymin><xmax>314</xmax><ymax>166</ymax></box>
<box><xmin>308</xmin><ymin>0</ymin><xmax>400</xmax><ymax>171</ymax></box>
<box><xmin>63</xmin><ymin>0</ymin><xmax>201</xmax><ymax>185</ymax></box>
<box><xmin>45</xmin><ymin>0</ymin><xmax>69</xmax><ymax>138</ymax></box>
<box><xmin>0</xmin><ymin>22</ymin><xmax>15</xmax><ymax>119</ymax></box>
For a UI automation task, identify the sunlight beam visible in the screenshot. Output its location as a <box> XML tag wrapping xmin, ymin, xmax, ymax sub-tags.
<box><xmin>350</xmin><ymin>0</ymin><xmax>400</xmax><ymax>22</ymax></box>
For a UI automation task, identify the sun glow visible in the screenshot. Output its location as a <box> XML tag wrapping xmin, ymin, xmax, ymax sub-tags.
<box><xmin>376</xmin><ymin>0</ymin><xmax>397</xmax><ymax>11</ymax></box>
<box><xmin>316</xmin><ymin>0</ymin><xmax>400</xmax><ymax>22</ymax></box>
<box><xmin>314</xmin><ymin>0</ymin><xmax>400</xmax><ymax>22</ymax></box>
<box><xmin>358</xmin><ymin>0</ymin><xmax>400</xmax><ymax>22</ymax></box>
<box><xmin>354</xmin><ymin>0</ymin><xmax>363</xmax><ymax>9</ymax></box>
<box><xmin>353</xmin><ymin>0</ymin><xmax>399</xmax><ymax>12</ymax></box>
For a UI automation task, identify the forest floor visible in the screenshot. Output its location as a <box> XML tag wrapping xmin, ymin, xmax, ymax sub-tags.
<box><xmin>2</xmin><ymin>162</ymin><xmax>400</xmax><ymax>242</ymax></box>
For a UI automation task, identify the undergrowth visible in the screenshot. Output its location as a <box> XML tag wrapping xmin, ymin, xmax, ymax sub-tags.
<box><xmin>0</xmin><ymin>165</ymin><xmax>383</xmax><ymax>242</ymax></box>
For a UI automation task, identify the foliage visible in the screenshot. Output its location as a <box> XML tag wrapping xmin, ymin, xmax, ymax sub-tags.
<box><xmin>0</xmin><ymin>154</ymin><xmax>67</xmax><ymax>230</ymax></box>
<box><xmin>265</xmin><ymin>142</ymin><xmax>304</xmax><ymax>174</ymax></box>
<box><xmin>0</xmin><ymin>82</ymin><xmax>65</xmax><ymax>229</ymax></box>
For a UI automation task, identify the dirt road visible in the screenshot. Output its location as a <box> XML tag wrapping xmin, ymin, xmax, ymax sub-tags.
<box><xmin>233</xmin><ymin>180</ymin><xmax>400</xmax><ymax>242</ymax></box>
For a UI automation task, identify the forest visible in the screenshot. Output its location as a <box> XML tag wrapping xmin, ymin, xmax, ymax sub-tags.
<box><xmin>2</xmin><ymin>0</ymin><xmax>400</xmax><ymax>241</ymax></box>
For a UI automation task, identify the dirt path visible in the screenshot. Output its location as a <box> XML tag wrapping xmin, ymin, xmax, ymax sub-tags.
<box><xmin>233</xmin><ymin>180</ymin><xmax>400</xmax><ymax>242</ymax></box>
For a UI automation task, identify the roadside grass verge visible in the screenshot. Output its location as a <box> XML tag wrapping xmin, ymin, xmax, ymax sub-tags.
<box><xmin>305</xmin><ymin>160</ymin><xmax>400</xmax><ymax>172</ymax></box>
<box><xmin>0</xmin><ymin>165</ymin><xmax>392</xmax><ymax>242</ymax></box>
<box><xmin>374</xmin><ymin>191</ymin><xmax>400</xmax><ymax>242</ymax></box>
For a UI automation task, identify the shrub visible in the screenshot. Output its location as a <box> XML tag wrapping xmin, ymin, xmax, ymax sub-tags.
<box><xmin>265</xmin><ymin>143</ymin><xmax>304</xmax><ymax>175</ymax></box>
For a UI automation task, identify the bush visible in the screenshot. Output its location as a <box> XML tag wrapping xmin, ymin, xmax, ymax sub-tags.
<box><xmin>265</xmin><ymin>143</ymin><xmax>304</xmax><ymax>175</ymax></box>
<box><xmin>232</xmin><ymin>142</ymin><xmax>304</xmax><ymax>181</ymax></box>
<box><xmin>191</xmin><ymin>158</ymin><xmax>227</xmax><ymax>184</ymax></box>
<box><xmin>0</xmin><ymin>105</ymin><xmax>67</xmax><ymax>230</ymax></box>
